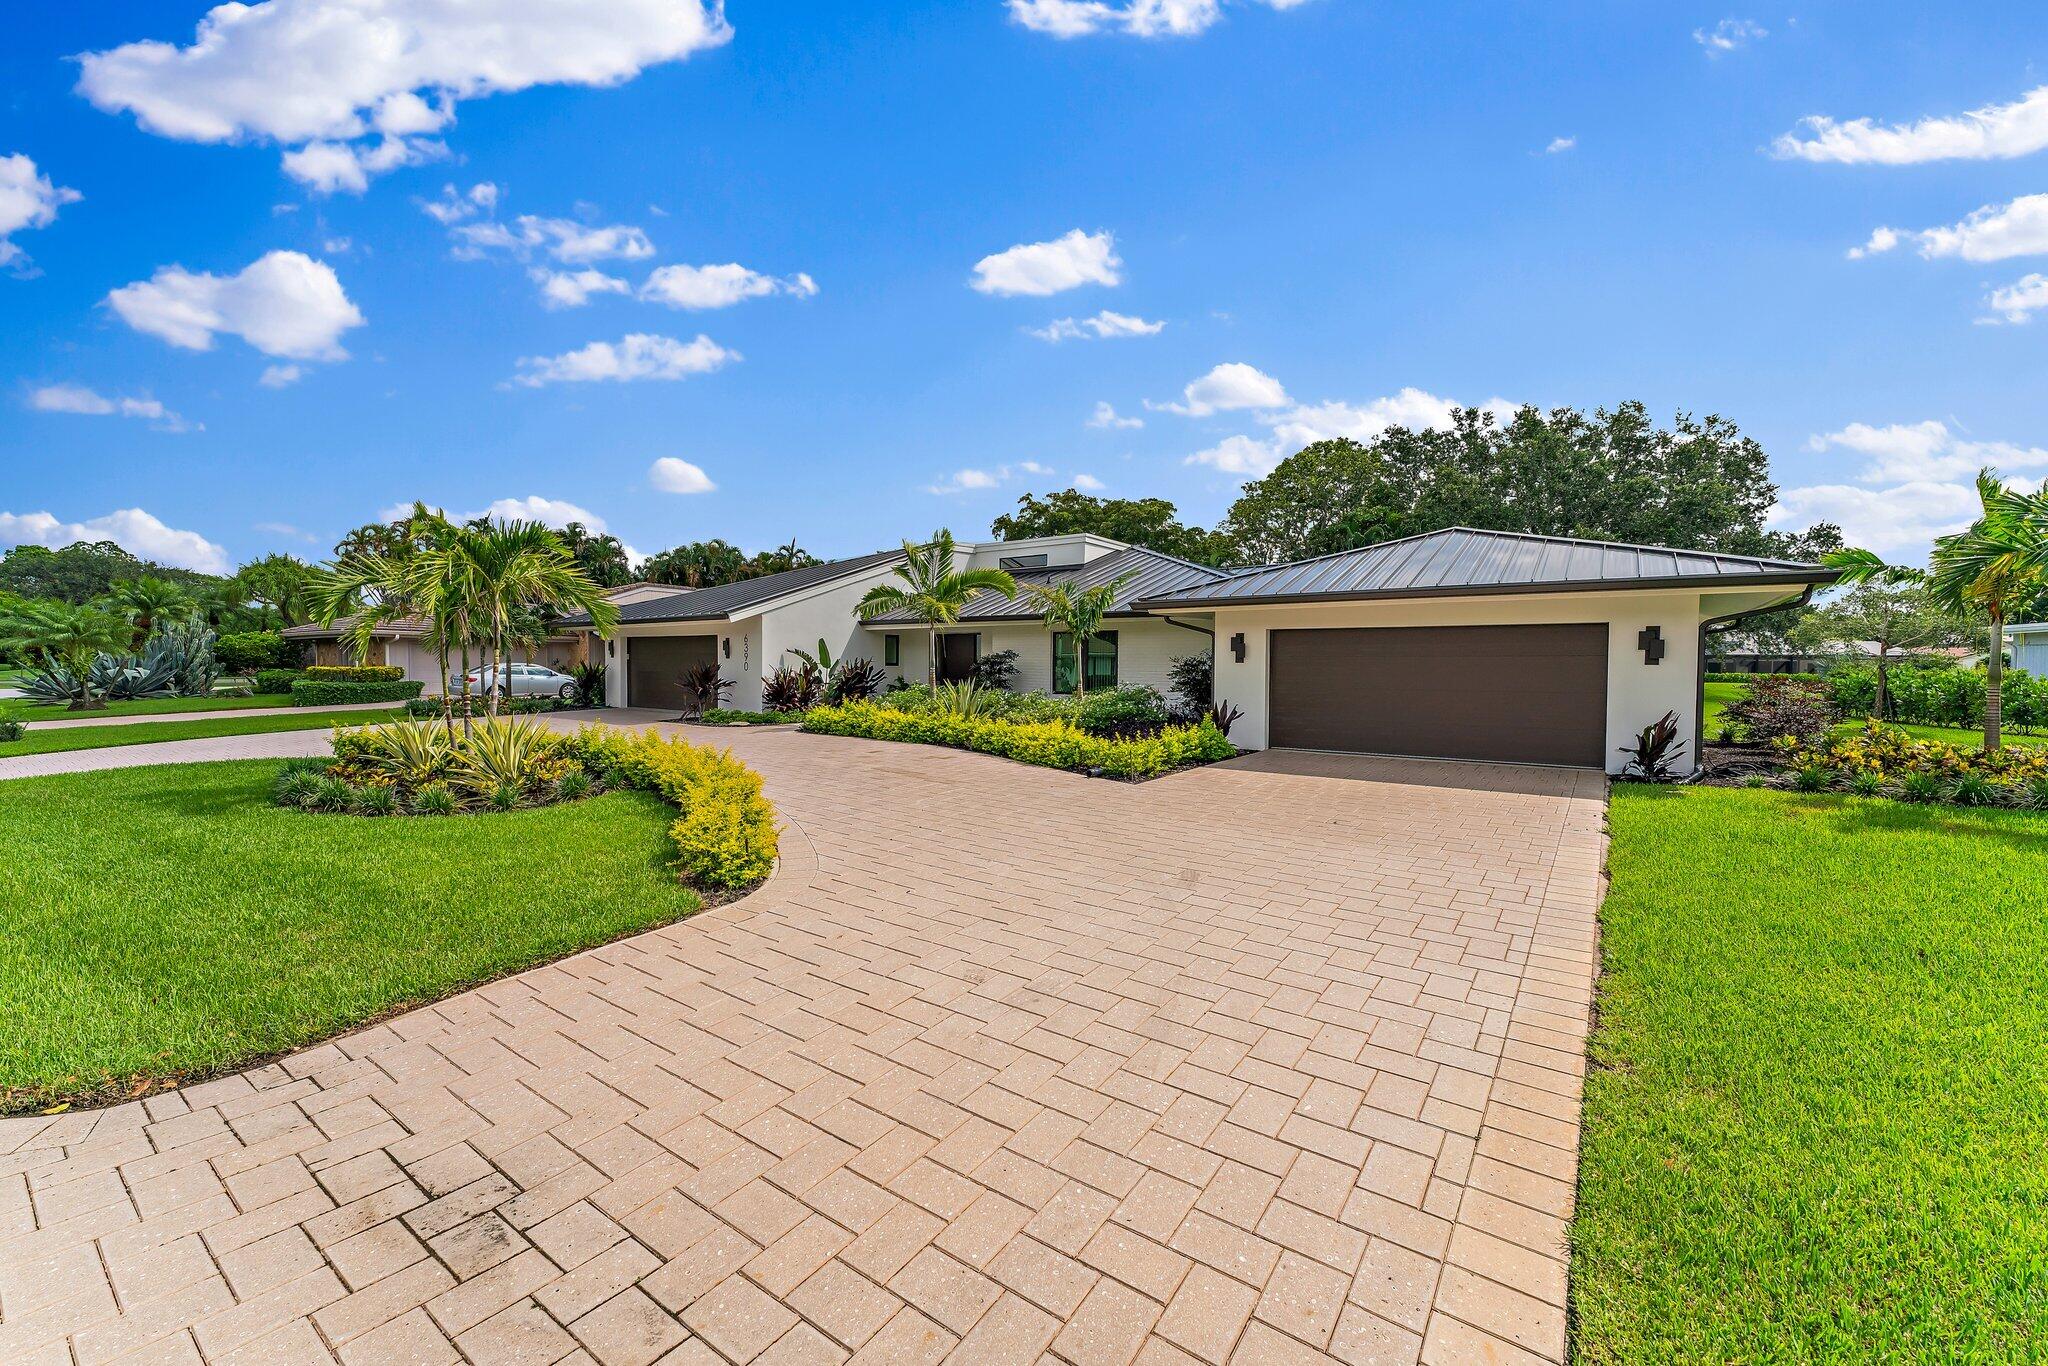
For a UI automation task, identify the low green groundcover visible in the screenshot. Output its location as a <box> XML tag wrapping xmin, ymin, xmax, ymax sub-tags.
<box><xmin>1574</xmin><ymin>785</ymin><xmax>2048</xmax><ymax>1361</ymax></box>
<box><xmin>0</xmin><ymin>692</ymin><xmax>295</xmax><ymax>723</ymax></box>
<box><xmin>0</xmin><ymin>760</ymin><xmax>700</xmax><ymax>1112</ymax></box>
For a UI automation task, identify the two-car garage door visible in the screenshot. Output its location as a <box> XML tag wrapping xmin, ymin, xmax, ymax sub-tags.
<box><xmin>1268</xmin><ymin>624</ymin><xmax>1608</xmax><ymax>768</ymax></box>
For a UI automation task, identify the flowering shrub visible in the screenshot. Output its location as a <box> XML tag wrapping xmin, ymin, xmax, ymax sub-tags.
<box><xmin>1778</xmin><ymin>720</ymin><xmax>2048</xmax><ymax>806</ymax></box>
<box><xmin>801</xmin><ymin>701</ymin><xmax>1236</xmax><ymax>779</ymax></box>
<box><xmin>567</xmin><ymin>727</ymin><xmax>779</xmax><ymax>889</ymax></box>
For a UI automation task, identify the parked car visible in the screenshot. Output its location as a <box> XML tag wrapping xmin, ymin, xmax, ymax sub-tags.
<box><xmin>460</xmin><ymin>663</ymin><xmax>577</xmax><ymax>699</ymax></box>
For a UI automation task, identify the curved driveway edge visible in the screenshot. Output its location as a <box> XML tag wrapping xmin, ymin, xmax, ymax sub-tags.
<box><xmin>0</xmin><ymin>725</ymin><xmax>1605</xmax><ymax>1364</ymax></box>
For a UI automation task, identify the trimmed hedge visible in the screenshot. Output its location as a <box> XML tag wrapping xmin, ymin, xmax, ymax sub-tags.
<box><xmin>291</xmin><ymin>679</ymin><xmax>424</xmax><ymax>707</ymax></box>
<box><xmin>1706</xmin><ymin>671</ymin><xmax>1822</xmax><ymax>684</ymax></box>
<box><xmin>254</xmin><ymin>668</ymin><xmax>306</xmax><ymax>695</ymax></box>
<box><xmin>402</xmin><ymin>696</ymin><xmax>579</xmax><ymax>719</ymax></box>
<box><xmin>304</xmin><ymin>665</ymin><xmax>404</xmax><ymax>683</ymax></box>
<box><xmin>802</xmin><ymin>700</ymin><xmax>1236</xmax><ymax>780</ymax></box>
<box><xmin>701</xmin><ymin>709</ymin><xmax>805</xmax><ymax>726</ymax></box>
<box><xmin>1826</xmin><ymin>664</ymin><xmax>2044</xmax><ymax>732</ymax></box>
<box><xmin>569</xmin><ymin>726</ymin><xmax>779</xmax><ymax>888</ymax></box>
<box><xmin>215</xmin><ymin>630</ymin><xmax>299</xmax><ymax>674</ymax></box>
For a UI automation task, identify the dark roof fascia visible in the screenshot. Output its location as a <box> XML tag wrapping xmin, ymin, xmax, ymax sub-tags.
<box><xmin>1136</xmin><ymin>568</ymin><xmax>1837</xmax><ymax>612</ymax></box>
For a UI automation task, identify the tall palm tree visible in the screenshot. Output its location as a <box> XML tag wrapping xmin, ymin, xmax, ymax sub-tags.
<box><xmin>447</xmin><ymin>521</ymin><xmax>620</xmax><ymax>717</ymax></box>
<box><xmin>855</xmin><ymin>531</ymin><xmax>1017</xmax><ymax>688</ymax></box>
<box><xmin>105</xmin><ymin>575</ymin><xmax>195</xmax><ymax>648</ymax></box>
<box><xmin>1826</xmin><ymin>468</ymin><xmax>2047</xmax><ymax>750</ymax></box>
<box><xmin>1026</xmin><ymin>572</ymin><xmax>1135</xmax><ymax>699</ymax></box>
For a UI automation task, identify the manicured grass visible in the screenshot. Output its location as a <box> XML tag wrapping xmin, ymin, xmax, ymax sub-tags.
<box><xmin>1574</xmin><ymin>786</ymin><xmax>2048</xmax><ymax>1361</ymax></box>
<box><xmin>0</xmin><ymin>761</ymin><xmax>701</xmax><ymax>1111</ymax></box>
<box><xmin>0</xmin><ymin>708</ymin><xmax>403</xmax><ymax>757</ymax></box>
<box><xmin>0</xmin><ymin>691</ymin><xmax>294</xmax><ymax>722</ymax></box>
<box><xmin>1702</xmin><ymin>679</ymin><xmax>2048</xmax><ymax>749</ymax></box>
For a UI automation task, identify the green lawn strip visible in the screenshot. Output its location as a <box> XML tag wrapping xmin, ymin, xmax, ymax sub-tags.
<box><xmin>0</xmin><ymin>760</ymin><xmax>701</xmax><ymax>1111</ymax></box>
<box><xmin>0</xmin><ymin>692</ymin><xmax>296</xmax><ymax>722</ymax></box>
<box><xmin>0</xmin><ymin>708</ymin><xmax>404</xmax><ymax>757</ymax></box>
<box><xmin>1573</xmin><ymin>786</ymin><xmax>2048</xmax><ymax>1361</ymax></box>
<box><xmin>1702</xmin><ymin>680</ymin><xmax>2047</xmax><ymax>749</ymax></box>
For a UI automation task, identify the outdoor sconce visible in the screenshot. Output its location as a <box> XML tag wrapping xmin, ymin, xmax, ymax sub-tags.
<box><xmin>605</xmin><ymin>639</ymin><xmax>615</xmax><ymax>658</ymax></box>
<box><xmin>1230</xmin><ymin>632</ymin><xmax>1246</xmax><ymax>663</ymax></box>
<box><xmin>1638</xmin><ymin>626</ymin><xmax>1665</xmax><ymax>665</ymax></box>
<box><xmin>722</xmin><ymin>637</ymin><xmax>731</xmax><ymax>658</ymax></box>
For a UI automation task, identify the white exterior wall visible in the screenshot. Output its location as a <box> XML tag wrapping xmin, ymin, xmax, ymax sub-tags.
<box><xmin>871</xmin><ymin>618</ymin><xmax>1207</xmax><ymax>696</ymax></box>
<box><xmin>2009</xmin><ymin>630</ymin><xmax>2048</xmax><ymax>676</ymax></box>
<box><xmin>753</xmin><ymin>570</ymin><xmax>903</xmax><ymax>691</ymax></box>
<box><xmin>1205</xmin><ymin>590</ymin><xmax>1711</xmax><ymax>774</ymax></box>
<box><xmin>599</xmin><ymin>622</ymin><xmax>753</xmax><ymax>709</ymax></box>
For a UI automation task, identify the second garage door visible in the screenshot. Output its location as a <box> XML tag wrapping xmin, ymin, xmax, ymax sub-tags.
<box><xmin>1269</xmin><ymin>624</ymin><xmax>1608</xmax><ymax>767</ymax></box>
<box><xmin>627</xmin><ymin>635</ymin><xmax>718</xmax><ymax>710</ymax></box>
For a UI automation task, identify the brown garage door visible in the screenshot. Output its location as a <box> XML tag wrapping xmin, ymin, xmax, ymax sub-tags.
<box><xmin>1269</xmin><ymin>624</ymin><xmax>1608</xmax><ymax>767</ymax></box>
<box><xmin>627</xmin><ymin>635</ymin><xmax>717</xmax><ymax>710</ymax></box>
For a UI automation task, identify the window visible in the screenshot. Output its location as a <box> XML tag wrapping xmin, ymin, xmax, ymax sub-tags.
<box><xmin>999</xmin><ymin>553</ymin><xmax>1049</xmax><ymax>570</ymax></box>
<box><xmin>884</xmin><ymin>633</ymin><xmax>900</xmax><ymax>666</ymax></box>
<box><xmin>1053</xmin><ymin>630</ymin><xmax>1117</xmax><ymax>693</ymax></box>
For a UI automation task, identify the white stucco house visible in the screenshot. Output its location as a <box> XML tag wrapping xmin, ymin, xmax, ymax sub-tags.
<box><xmin>564</xmin><ymin>526</ymin><xmax>1835</xmax><ymax>775</ymax></box>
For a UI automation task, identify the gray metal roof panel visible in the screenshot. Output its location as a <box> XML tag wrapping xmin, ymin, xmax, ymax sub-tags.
<box><xmin>559</xmin><ymin>549</ymin><xmax>904</xmax><ymax>625</ymax></box>
<box><xmin>861</xmin><ymin>545</ymin><xmax>1230</xmax><ymax>625</ymax></box>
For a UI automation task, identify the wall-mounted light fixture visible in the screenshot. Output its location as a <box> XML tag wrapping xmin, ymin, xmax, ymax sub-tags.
<box><xmin>1230</xmin><ymin>632</ymin><xmax>1247</xmax><ymax>664</ymax></box>
<box><xmin>1637</xmin><ymin>625</ymin><xmax>1665</xmax><ymax>665</ymax></box>
<box><xmin>606</xmin><ymin>639</ymin><xmax>615</xmax><ymax>658</ymax></box>
<box><xmin>722</xmin><ymin>637</ymin><xmax>731</xmax><ymax>659</ymax></box>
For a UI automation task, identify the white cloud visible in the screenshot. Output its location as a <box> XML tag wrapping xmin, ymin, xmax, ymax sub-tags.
<box><xmin>648</xmin><ymin>456</ymin><xmax>715</xmax><ymax>494</ymax></box>
<box><xmin>76</xmin><ymin>0</ymin><xmax>732</xmax><ymax>192</ymax></box>
<box><xmin>1088</xmin><ymin>401</ymin><xmax>1143</xmax><ymax>429</ymax></box>
<box><xmin>479</xmin><ymin>495</ymin><xmax>608</xmax><ymax>530</ymax></box>
<box><xmin>921</xmin><ymin>462</ymin><xmax>1060</xmax><ymax>495</ymax></box>
<box><xmin>255</xmin><ymin>520</ymin><xmax>318</xmax><ymax>542</ymax></box>
<box><xmin>28</xmin><ymin>384</ymin><xmax>194</xmax><ymax>431</ymax></box>
<box><xmin>281</xmin><ymin>133</ymin><xmax>446</xmax><ymax>194</ymax></box>
<box><xmin>1073</xmin><ymin>473</ymin><xmax>1106</xmax><ymax>491</ymax></box>
<box><xmin>0</xmin><ymin>154</ymin><xmax>81</xmax><ymax>271</ymax></box>
<box><xmin>106</xmin><ymin>250</ymin><xmax>365</xmax><ymax>360</ymax></box>
<box><xmin>452</xmin><ymin>214</ymin><xmax>654</xmax><ymax>263</ymax></box>
<box><xmin>1694</xmin><ymin>18</ymin><xmax>1765</xmax><ymax>54</ymax></box>
<box><xmin>639</xmin><ymin>263</ymin><xmax>818</xmax><ymax>309</ymax></box>
<box><xmin>511</xmin><ymin>332</ymin><xmax>735</xmax><ymax>386</ymax></box>
<box><xmin>1773</xmin><ymin>85</ymin><xmax>2048</xmax><ymax>165</ymax></box>
<box><xmin>1770</xmin><ymin>482</ymin><xmax>1990</xmax><ymax>556</ymax></box>
<box><xmin>1806</xmin><ymin>419</ymin><xmax>2048</xmax><ymax>485</ymax></box>
<box><xmin>1018</xmin><ymin>460</ymin><xmax>1054</xmax><ymax>476</ymax></box>
<box><xmin>0</xmin><ymin>508</ymin><xmax>229</xmax><ymax>573</ymax></box>
<box><xmin>422</xmin><ymin>181</ymin><xmax>497</xmax><ymax>225</ymax></box>
<box><xmin>258</xmin><ymin>363</ymin><xmax>305</xmax><ymax>387</ymax></box>
<box><xmin>1184</xmin><ymin>385</ymin><xmax>1517</xmax><ymax>477</ymax></box>
<box><xmin>1777</xmin><ymin>418</ymin><xmax>2048</xmax><ymax>554</ymax></box>
<box><xmin>1851</xmin><ymin>193</ymin><xmax>2048</xmax><ymax>264</ymax></box>
<box><xmin>1985</xmin><ymin>273</ymin><xmax>2048</xmax><ymax>324</ymax></box>
<box><xmin>971</xmin><ymin>228</ymin><xmax>1121</xmax><ymax>296</ymax></box>
<box><xmin>1008</xmin><ymin>0</ymin><xmax>1303</xmax><ymax>40</ymax></box>
<box><xmin>1155</xmin><ymin>361</ymin><xmax>1290</xmax><ymax>416</ymax></box>
<box><xmin>1185</xmin><ymin>434</ymin><xmax>1282</xmax><ymax>475</ymax></box>
<box><xmin>532</xmin><ymin>267</ymin><xmax>631</xmax><ymax>309</ymax></box>
<box><xmin>1029</xmin><ymin>309</ymin><xmax>1164</xmax><ymax>342</ymax></box>
<box><xmin>1544</xmin><ymin>136</ymin><xmax>1576</xmax><ymax>154</ymax></box>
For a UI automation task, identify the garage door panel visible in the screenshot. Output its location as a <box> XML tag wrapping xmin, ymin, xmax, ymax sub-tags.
<box><xmin>1269</xmin><ymin>624</ymin><xmax>1607</xmax><ymax>767</ymax></box>
<box><xmin>628</xmin><ymin>635</ymin><xmax>718</xmax><ymax>710</ymax></box>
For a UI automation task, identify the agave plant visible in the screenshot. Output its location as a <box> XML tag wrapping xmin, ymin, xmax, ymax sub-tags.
<box><xmin>352</xmin><ymin>721</ymin><xmax>456</xmax><ymax>791</ymax></box>
<box><xmin>142</xmin><ymin>619</ymin><xmax>223</xmax><ymax>698</ymax></box>
<box><xmin>91</xmin><ymin>651</ymin><xmax>181</xmax><ymax>701</ymax></box>
<box><xmin>449</xmin><ymin>717</ymin><xmax>559</xmax><ymax>797</ymax></box>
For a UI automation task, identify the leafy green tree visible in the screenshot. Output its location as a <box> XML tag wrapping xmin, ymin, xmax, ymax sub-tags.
<box><xmin>104</xmin><ymin>576</ymin><xmax>197</xmax><ymax>647</ymax></box>
<box><xmin>746</xmin><ymin>539</ymin><xmax>821</xmax><ymax>578</ymax></box>
<box><xmin>232</xmin><ymin>554</ymin><xmax>318</xmax><ymax>628</ymax></box>
<box><xmin>554</xmin><ymin>522</ymin><xmax>632</xmax><ymax>588</ymax></box>
<box><xmin>1788</xmin><ymin>583</ymin><xmax>1970</xmax><ymax>719</ymax></box>
<box><xmin>855</xmin><ymin>531</ymin><xmax>1017</xmax><ymax>688</ymax></box>
<box><xmin>992</xmin><ymin>490</ymin><xmax>1238</xmax><ymax>565</ymax></box>
<box><xmin>1024</xmin><ymin>573</ymin><xmax>1135</xmax><ymax>698</ymax></box>
<box><xmin>0</xmin><ymin>541</ymin><xmax>150</xmax><ymax>602</ymax></box>
<box><xmin>642</xmin><ymin>539</ymin><xmax>750</xmax><ymax>587</ymax></box>
<box><xmin>0</xmin><ymin>600</ymin><xmax>135</xmax><ymax>709</ymax></box>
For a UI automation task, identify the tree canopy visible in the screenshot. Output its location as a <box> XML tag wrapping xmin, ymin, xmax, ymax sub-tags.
<box><xmin>0</xmin><ymin>540</ymin><xmax>213</xmax><ymax>603</ymax></box>
<box><xmin>640</xmin><ymin>538</ymin><xmax>820</xmax><ymax>588</ymax></box>
<box><xmin>991</xmin><ymin>489</ymin><xmax>1238</xmax><ymax>565</ymax></box>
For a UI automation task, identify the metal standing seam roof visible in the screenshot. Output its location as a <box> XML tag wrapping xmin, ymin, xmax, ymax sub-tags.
<box><xmin>858</xmin><ymin>545</ymin><xmax>1232</xmax><ymax>625</ymax></box>
<box><xmin>557</xmin><ymin>548</ymin><xmax>906</xmax><ymax>626</ymax></box>
<box><xmin>1134</xmin><ymin>526</ymin><xmax>1837</xmax><ymax>610</ymax></box>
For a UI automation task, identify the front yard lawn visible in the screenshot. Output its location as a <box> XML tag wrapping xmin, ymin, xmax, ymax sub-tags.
<box><xmin>1574</xmin><ymin>785</ymin><xmax>2048</xmax><ymax>1361</ymax></box>
<box><xmin>0</xmin><ymin>692</ymin><xmax>294</xmax><ymax>722</ymax></box>
<box><xmin>0</xmin><ymin>760</ymin><xmax>701</xmax><ymax>1112</ymax></box>
<box><xmin>0</xmin><ymin>707</ymin><xmax>403</xmax><ymax>757</ymax></box>
<box><xmin>1702</xmin><ymin>679</ymin><xmax>2047</xmax><ymax>749</ymax></box>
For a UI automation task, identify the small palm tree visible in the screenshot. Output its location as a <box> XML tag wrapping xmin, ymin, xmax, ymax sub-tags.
<box><xmin>0</xmin><ymin>601</ymin><xmax>134</xmax><ymax>709</ymax></box>
<box><xmin>1826</xmin><ymin>467</ymin><xmax>2047</xmax><ymax>750</ymax></box>
<box><xmin>1026</xmin><ymin>572</ymin><xmax>1135</xmax><ymax>699</ymax></box>
<box><xmin>855</xmin><ymin>531</ymin><xmax>1016</xmax><ymax>688</ymax></box>
<box><xmin>105</xmin><ymin>575</ymin><xmax>195</xmax><ymax>648</ymax></box>
<box><xmin>448</xmin><ymin>521</ymin><xmax>620</xmax><ymax>717</ymax></box>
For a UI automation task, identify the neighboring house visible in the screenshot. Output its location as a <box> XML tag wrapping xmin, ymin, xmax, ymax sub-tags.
<box><xmin>2005</xmin><ymin>623</ymin><xmax>2048</xmax><ymax>674</ymax></box>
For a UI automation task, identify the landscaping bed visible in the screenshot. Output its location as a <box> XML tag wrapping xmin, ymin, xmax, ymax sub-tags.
<box><xmin>0</xmin><ymin>707</ymin><xmax>403</xmax><ymax>758</ymax></box>
<box><xmin>802</xmin><ymin>697</ymin><xmax>1237</xmax><ymax>779</ymax></box>
<box><xmin>0</xmin><ymin>760</ymin><xmax>706</xmax><ymax>1112</ymax></box>
<box><xmin>699</xmin><ymin>708</ymin><xmax>805</xmax><ymax>726</ymax></box>
<box><xmin>1575</xmin><ymin>785</ymin><xmax>2048</xmax><ymax>1359</ymax></box>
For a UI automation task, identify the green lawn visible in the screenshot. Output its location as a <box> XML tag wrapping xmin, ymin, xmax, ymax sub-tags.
<box><xmin>0</xmin><ymin>708</ymin><xmax>403</xmax><ymax>758</ymax></box>
<box><xmin>0</xmin><ymin>691</ymin><xmax>295</xmax><ymax>722</ymax></box>
<box><xmin>1574</xmin><ymin>786</ymin><xmax>2048</xmax><ymax>1361</ymax></box>
<box><xmin>1703</xmin><ymin>679</ymin><xmax>2047</xmax><ymax>749</ymax></box>
<box><xmin>0</xmin><ymin>761</ymin><xmax>700</xmax><ymax>1111</ymax></box>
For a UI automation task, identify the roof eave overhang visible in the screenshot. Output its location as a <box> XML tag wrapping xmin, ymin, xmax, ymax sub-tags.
<box><xmin>1136</xmin><ymin>570</ymin><xmax>1838</xmax><ymax>613</ymax></box>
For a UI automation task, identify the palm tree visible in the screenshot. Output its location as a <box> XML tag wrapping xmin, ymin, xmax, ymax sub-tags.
<box><xmin>104</xmin><ymin>575</ymin><xmax>195</xmax><ymax>648</ymax></box>
<box><xmin>855</xmin><ymin>531</ymin><xmax>1017</xmax><ymax>688</ymax></box>
<box><xmin>1026</xmin><ymin>572</ymin><xmax>1135</xmax><ymax>699</ymax></box>
<box><xmin>447</xmin><ymin>521</ymin><xmax>620</xmax><ymax>717</ymax></box>
<box><xmin>0</xmin><ymin>600</ymin><xmax>134</xmax><ymax>709</ymax></box>
<box><xmin>1826</xmin><ymin>468</ymin><xmax>2047</xmax><ymax>750</ymax></box>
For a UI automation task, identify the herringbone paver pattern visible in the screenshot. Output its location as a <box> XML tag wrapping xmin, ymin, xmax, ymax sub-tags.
<box><xmin>0</xmin><ymin>724</ymin><xmax>1606</xmax><ymax>1364</ymax></box>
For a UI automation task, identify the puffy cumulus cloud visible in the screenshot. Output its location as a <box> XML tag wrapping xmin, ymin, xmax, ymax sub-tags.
<box><xmin>393</xmin><ymin>495</ymin><xmax>615</xmax><ymax>534</ymax></box>
<box><xmin>1008</xmin><ymin>0</ymin><xmax>1305</xmax><ymax>40</ymax></box>
<box><xmin>648</xmin><ymin>456</ymin><xmax>715</xmax><ymax>494</ymax></box>
<box><xmin>106</xmin><ymin>250</ymin><xmax>365</xmax><ymax>360</ymax></box>
<box><xmin>1769</xmin><ymin>482</ymin><xmax>1992</xmax><ymax>557</ymax></box>
<box><xmin>1850</xmin><ymin>193</ymin><xmax>2048</xmax><ymax>263</ymax></box>
<box><xmin>421</xmin><ymin>181</ymin><xmax>498</xmax><ymax>225</ymax></box>
<box><xmin>1773</xmin><ymin>85</ymin><xmax>2048</xmax><ymax>165</ymax></box>
<box><xmin>1088</xmin><ymin>401</ymin><xmax>1142</xmax><ymax>429</ymax></box>
<box><xmin>971</xmin><ymin>229</ymin><xmax>1121</xmax><ymax>296</ymax></box>
<box><xmin>1693</xmin><ymin>18</ymin><xmax>1765</xmax><ymax>54</ymax></box>
<box><xmin>258</xmin><ymin>363</ymin><xmax>306</xmax><ymax>387</ymax></box>
<box><xmin>1184</xmin><ymin>434</ymin><xmax>1282</xmax><ymax>476</ymax></box>
<box><xmin>1805</xmin><ymin>419</ymin><xmax>2048</xmax><ymax>485</ymax></box>
<box><xmin>0</xmin><ymin>507</ymin><xmax>229</xmax><ymax>573</ymax></box>
<box><xmin>532</xmin><ymin>267</ymin><xmax>631</xmax><ymax>309</ymax></box>
<box><xmin>452</xmin><ymin>214</ymin><xmax>654</xmax><ymax>264</ymax></box>
<box><xmin>1183</xmin><ymin>385</ymin><xmax>1518</xmax><ymax>478</ymax></box>
<box><xmin>1072</xmin><ymin>473</ymin><xmax>1106</xmax><ymax>491</ymax></box>
<box><xmin>1153</xmin><ymin>362</ymin><xmax>1289</xmax><ymax>416</ymax></box>
<box><xmin>922</xmin><ymin>462</ymin><xmax>1058</xmax><ymax>495</ymax></box>
<box><xmin>1985</xmin><ymin>274</ymin><xmax>2048</xmax><ymax>325</ymax></box>
<box><xmin>639</xmin><ymin>263</ymin><xmax>818</xmax><ymax>310</ymax></box>
<box><xmin>1776</xmin><ymin>419</ymin><xmax>2048</xmax><ymax>555</ymax></box>
<box><xmin>76</xmin><ymin>0</ymin><xmax>732</xmax><ymax>192</ymax></box>
<box><xmin>510</xmin><ymin>332</ymin><xmax>735</xmax><ymax>386</ymax></box>
<box><xmin>1028</xmin><ymin>309</ymin><xmax>1164</xmax><ymax>342</ymax></box>
<box><xmin>0</xmin><ymin>153</ymin><xmax>81</xmax><ymax>271</ymax></box>
<box><xmin>28</xmin><ymin>383</ymin><xmax>195</xmax><ymax>431</ymax></box>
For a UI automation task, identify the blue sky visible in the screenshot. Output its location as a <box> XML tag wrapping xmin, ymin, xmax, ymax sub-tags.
<box><xmin>4</xmin><ymin>1</ymin><xmax>2048</xmax><ymax>575</ymax></box>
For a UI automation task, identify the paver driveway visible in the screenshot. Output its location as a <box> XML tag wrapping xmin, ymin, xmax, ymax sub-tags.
<box><xmin>0</xmin><ymin>723</ymin><xmax>1606</xmax><ymax>1365</ymax></box>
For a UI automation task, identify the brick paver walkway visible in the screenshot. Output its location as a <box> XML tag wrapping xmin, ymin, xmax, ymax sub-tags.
<box><xmin>0</xmin><ymin>727</ymin><xmax>1606</xmax><ymax>1365</ymax></box>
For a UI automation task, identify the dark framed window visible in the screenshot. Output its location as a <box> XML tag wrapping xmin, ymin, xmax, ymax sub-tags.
<box><xmin>884</xmin><ymin>633</ymin><xmax>900</xmax><ymax>666</ymax></box>
<box><xmin>1053</xmin><ymin>630</ymin><xmax>1118</xmax><ymax>693</ymax></box>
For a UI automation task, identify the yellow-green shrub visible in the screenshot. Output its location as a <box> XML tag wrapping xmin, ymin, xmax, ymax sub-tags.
<box><xmin>800</xmin><ymin>701</ymin><xmax>1236</xmax><ymax>779</ymax></box>
<box><xmin>570</xmin><ymin>725</ymin><xmax>779</xmax><ymax>888</ymax></box>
